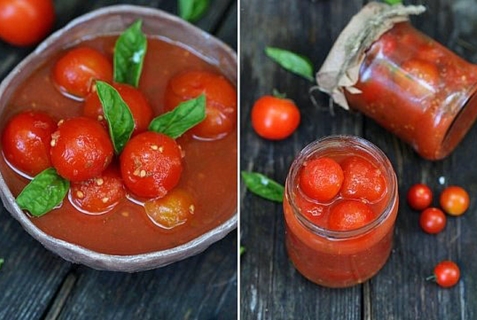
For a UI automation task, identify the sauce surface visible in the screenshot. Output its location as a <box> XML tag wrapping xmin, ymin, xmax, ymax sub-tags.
<box><xmin>0</xmin><ymin>35</ymin><xmax>237</xmax><ymax>255</ymax></box>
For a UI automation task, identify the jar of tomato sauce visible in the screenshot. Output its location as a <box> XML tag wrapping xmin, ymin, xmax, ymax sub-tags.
<box><xmin>283</xmin><ymin>135</ymin><xmax>398</xmax><ymax>288</ymax></box>
<box><xmin>317</xmin><ymin>3</ymin><xmax>477</xmax><ymax>160</ymax></box>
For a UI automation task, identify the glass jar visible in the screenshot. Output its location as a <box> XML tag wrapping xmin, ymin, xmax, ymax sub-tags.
<box><xmin>283</xmin><ymin>135</ymin><xmax>398</xmax><ymax>288</ymax></box>
<box><xmin>345</xmin><ymin>21</ymin><xmax>477</xmax><ymax>160</ymax></box>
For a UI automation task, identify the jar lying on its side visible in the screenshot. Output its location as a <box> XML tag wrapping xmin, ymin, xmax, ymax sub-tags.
<box><xmin>283</xmin><ymin>135</ymin><xmax>398</xmax><ymax>288</ymax></box>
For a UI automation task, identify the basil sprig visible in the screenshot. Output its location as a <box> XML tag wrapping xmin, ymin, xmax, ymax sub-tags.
<box><xmin>149</xmin><ymin>95</ymin><xmax>206</xmax><ymax>139</ymax></box>
<box><xmin>178</xmin><ymin>0</ymin><xmax>210</xmax><ymax>22</ymax></box>
<box><xmin>0</xmin><ymin>258</ymin><xmax>3</xmax><ymax>270</ymax></box>
<box><xmin>96</xmin><ymin>81</ymin><xmax>135</xmax><ymax>154</ymax></box>
<box><xmin>16</xmin><ymin>168</ymin><xmax>70</xmax><ymax>217</ymax></box>
<box><xmin>241</xmin><ymin>171</ymin><xmax>284</xmax><ymax>202</ymax></box>
<box><xmin>114</xmin><ymin>20</ymin><xmax>147</xmax><ymax>87</ymax></box>
<box><xmin>384</xmin><ymin>0</ymin><xmax>402</xmax><ymax>4</ymax></box>
<box><xmin>265</xmin><ymin>47</ymin><xmax>314</xmax><ymax>82</ymax></box>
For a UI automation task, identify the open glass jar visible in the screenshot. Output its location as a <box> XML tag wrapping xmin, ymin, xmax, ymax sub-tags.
<box><xmin>317</xmin><ymin>3</ymin><xmax>477</xmax><ymax>160</ymax></box>
<box><xmin>283</xmin><ymin>136</ymin><xmax>398</xmax><ymax>288</ymax></box>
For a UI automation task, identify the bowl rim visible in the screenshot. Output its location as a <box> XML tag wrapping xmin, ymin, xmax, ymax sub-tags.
<box><xmin>0</xmin><ymin>4</ymin><xmax>237</xmax><ymax>272</ymax></box>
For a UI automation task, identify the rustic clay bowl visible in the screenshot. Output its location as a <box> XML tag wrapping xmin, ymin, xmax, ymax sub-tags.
<box><xmin>0</xmin><ymin>5</ymin><xmax>237</xmax><ymax>272</ymax></box>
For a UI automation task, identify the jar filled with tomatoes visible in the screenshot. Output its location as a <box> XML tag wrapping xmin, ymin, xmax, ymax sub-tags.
<box><xmin>283</xmin><ymin>135</ymin><xmax>398</xmax><ymax>288</ymax></box>
<box><xmin>317</xmin><ymin>3</ymin><xmax>477</xmax><ymax>160</ymax></box>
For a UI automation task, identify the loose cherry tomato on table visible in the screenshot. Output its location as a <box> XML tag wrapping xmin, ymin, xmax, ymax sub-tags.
<box><xmin>164</xmin><ymin>70</ymin><xmax>237</xmax><ymax>140</ymax></box>
<box><xmin>83</xmin><ymin>83</ymin><xmax>154</xmax><ymax>135</ymax></box>
<box><xmin>419</xmin><ymin>207</ymin><xmax>446</xmax><ymax>234</ymax></box>
<box><xmin>120</xmin><ymin>131</ymin><xmax>183</xmax><ymax>199</ymax></box>
<box><xmin>69</xmin><ymin>164</ymin><xmax>125</xmax><ymax>215</ymax></box>
<box><xmin>144</xmin><ymin>188</ymin><xmax>195</xmax><ymax>229</ymax></box>
<box><xmin>299</xmin><ymin>157</ymin><xmax>343</xmax><ymax>202</ymax></box>
<box><xmin>0</xmin><ymin>0</ymin><xmax>55</xmax><ymax>47</ymax></box>
<box><xmin>439</xmin><ymin>186</ymin><xmax>470</xmax><ymax>216</ymax></box>
<box><xmin>1</xmin><ymin>111</ymin><xmax>57</xmax><ymax>177</ymax></box>
<box><xmin>407</xmin><ymin>183</ymin><xmax>433</xmax><ymax>211</ymax></box>
<box><xmin>50</xmin><ymin>117</ymin><xmax>114</xmax><ymax>182</ymax></box>
<box><xmin>328</xmin><ymin>200</ymin><xmax>375</xmax><ymax>231</ymax></box>
<box><xmin>251</xmin><ymin>95</ymin><xmax>300</xmax><ymax>140</ymax></box>
<box><xmin>428</xmin><ymin>260</ymin><xmax>460</xmax><ymax>288</ymax></box>
<box><xmin>52</xmin><ymin>47</ymin><xmax>113</xmax><ymax>99</ymax></box>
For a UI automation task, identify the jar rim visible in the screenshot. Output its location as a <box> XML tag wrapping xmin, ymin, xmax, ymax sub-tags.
<box><xmin>285</xmin><ymin>135</ymin><xmax>398</xmax><ymax>239</ymax></box>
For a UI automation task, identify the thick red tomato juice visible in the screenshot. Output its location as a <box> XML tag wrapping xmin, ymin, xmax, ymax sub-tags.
<box><xmin>0</xmin><ymin>35</ymin><xmax>237</xmax><ymax>255</ymax></box>
<box><xmin>345</xmin><ymin>22</ymin><xmax>477</xmax><ymax>160</ymax></box>
<box><xmin>283</xmin><ymin>136</ymin><xmax>398</xmax><ymax>288</ymax></box>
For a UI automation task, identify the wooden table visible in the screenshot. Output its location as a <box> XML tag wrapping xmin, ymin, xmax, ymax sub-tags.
<box><xmin>0</xmin><ymin>1</ymin><xmax>237</xmax><ymax>319</ymax></box>
<box><xmin>240</xmin><ymin>0</ymin><xmax>477</xmax><ymax>319</ymax></box>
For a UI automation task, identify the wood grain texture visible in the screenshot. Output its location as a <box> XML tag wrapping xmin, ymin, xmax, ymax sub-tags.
<box><xmin>0</xmin><ymin>1</ymin><xmax>237</xmax><ymax>320</ymax></box>
<box><xmin>240</xmin><ymin>0</ymin><xmax>477</xmax><ymax>319</ymax></box>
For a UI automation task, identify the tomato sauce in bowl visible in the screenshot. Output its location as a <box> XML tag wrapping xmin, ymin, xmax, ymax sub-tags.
<box><xmin>0</xmin><ymin>6</ymin><xmax>237</xmax><ymax>271</ymax></box>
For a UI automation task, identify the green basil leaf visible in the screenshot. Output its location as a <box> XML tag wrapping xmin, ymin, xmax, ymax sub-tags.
<box><xmin>265</xmin><ymin>47</ymin><xmax>314</xmax><ymax>81</ymax></box>
<box><xmin>114</xmin><ymin>20</ymin><xmax>147</xmax><ymax>87</ymax></box>
<box><xmin>148</xmin><ymin>94</ymin><xmax>206</xmax><ymax>139</ymax></box>
<box><xmin>240</xmin><ymin>246</ymin><xmax>246</xmax><ymax>255</ymax></box>
<box><xmin>241</xmin><ymin>171</ymin><xmax>284</xmax><ymax>202</ymax></box>
<box><xmin>0</xmin><ymin>258</ymin><xmax>4</xmax><ymax>270</ymax></box>
<box><xmin>383</xmin><ymin>0</ymin><xmax>402</xmax><ymax>4</ymax></box>
<box><xmin>178</xmin><ymin>0</ymin><xmax>210</xmax><ymax>22</ymax></box>
<box><xmin>16</xmin><ymin>168</ymin><xmax>70</xmax><ymax>217</ymax></box>
<box><xmin>96</xmin><ymin>81</ymin><xmax>134</xmax><ymax>154</ymax></box>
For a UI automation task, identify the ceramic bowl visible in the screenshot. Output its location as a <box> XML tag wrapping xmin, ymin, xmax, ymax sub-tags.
<box><xmin>0</xmin><ymin>5</ymin><xmax>237</xmax><ymax>272</ymax></box>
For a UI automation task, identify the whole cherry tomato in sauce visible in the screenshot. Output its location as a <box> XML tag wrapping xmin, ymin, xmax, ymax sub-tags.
<box><xmin>0</xmin><ymin>0</ymin><xmax>55</xmax><ymax>46</ymax></box>
<box><xmin>340</xmin><ymin>156</ymin><xmax>386</xmax><ymax>203</ymax></box>
<box><xmin>430</xmin><ymin>260</ymin><xmax>460</xmax><ymax>288</ymax></box>
<box><xmin>251</xmin><ymin>95</ymin><xmax>300</xmax><ymax>140</ymax></box>
<box><xmin>328</xmin><ymin>200</ymin><xmax>375</xmax><ymax>231</ymax></box>
<box><xmin>407</xmin><ymin>183</ymin><xmax>433</xmax><ymax>211</ymax></box>
<box><xmin>144</xmin><ymin>188</ymin><xmax>195</xmax><ymax>229</ymax></box>
<box><xmin>53</xmin><ymin>47</ymin><xmax>113</xmax><ymax>99</ymax></box>
<box><xmin>439</xmin><ymin>186</ymin><xmax>470</xmax><ymax>216</ymax></box>
<box><xmin>83</xmin><ymin>83</ymin><xmax>154</xmax><ymax>135</ymax></box>
<box><xmin>69</xmin><ymin>164</ymin><xmax>125</xmax><ymax>215</ymax></box>
<box><xmin>299</xmin><ymin>157</ymin><xmax>343</xmax><ymax>202</ymax></box>
<box><xmin>419</xmin><ymin>207</ymin><xmax>446</xmax><ymax>234</ymax></box>
<box><xmin>396</xmin><ymin>59</ymin><xmax>440</xmax><ymax>97</ymax></box>
<box><xmin>50</xmin><ymin>117</ymin><xmax>114</xmax><ymax>182</ymax></box>
<box><xmin>164</xmin><ymin>70</ymin><xmax>237</xmax><ymax>140</ymax></box>
<box><xmin>120</xmin><ymin>131</ymin><xmax>183</xmax><ymax>199</ymax></box>
<box><xmin>2</xmin><ymin>111</ymin><xmax>57</xmax><ymax>177</ymax></box>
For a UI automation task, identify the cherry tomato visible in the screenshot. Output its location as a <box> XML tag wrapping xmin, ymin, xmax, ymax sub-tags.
<box><xmin>2</xmin><ymin>111</ymin><xmax>57</xmax><ymax>177</ymax></box>
<box><xmin>340</xmin><ymin>156</ymin><xmax>386</xmax><ymax>202</ymax></box>
<box><xmin>83</xmin><ymin>83</ymin><xmax>154</xmax><ymax>135</ymax></box>
<box><xmin>69</xmin><ymin>164</ymin><xmax>125</xmax><ymax>215</ymax></box>
<box><xmin>53</xmin><ymin>47</ymin><xmax>113</xmax><ymax>99</ymax></box>
<box><xmin>396</xmin><ymin>59</ymin><xmax>439</xmax><ymax>96</ymax></box>
<box><xmin>299</xmin><ymin>157</ymin><xmax>343</xmax><ymax>202</ymax></box>
<box><xmin>164</xmin><ymin>70</ymin><xmax>237</xmax><ymax>140</ymax></box>
<box><xmin>430</xmin><ymin>260</ymin><xmax>460</xmax><ymax>288</ymax></box>
<box><xmin>407</xmin><ymin>183</ymin><xmax>433</xmax><ymax>211</ymax></box>
<box><xmin>144</xmin><ymin>188</ymin><xmax>195</xmax><ymax>229</ymax></box>
<box><xmin>0</xmin><ymin>0</ymin><xmax>55</xmax><ymax>47</ymax></box>
<box><xmin>439</xmin><ymin>186</ymin><xmax>470</xmax><ymax>216</ymax></box>
<box><xmin>419</xmin><ymin>207</ymin><xmax>446</xmax><ymax>234</ymax></box>
<box><xmin>294</xmin><ymin>191</ymin><xmax>327</xmax><ymax>226</ymax></box>
<box><xmin>251</xmin><ymin>95</ymin><xmax>300</xmax><ymax>140</ymax></box>
<box><xmin>120</xmin><ymin>131</ymin><xmax>183</xmax><ymax>198</ymax></box>
<box><xmin>328</xmin><ymin>200</ymin><xmax>375</xmax><ymax>231</ymax></box>
<box><xmin>50</xmin><ymin>117</ymin><xmax>114</xmax><ymax>182</ymax></box>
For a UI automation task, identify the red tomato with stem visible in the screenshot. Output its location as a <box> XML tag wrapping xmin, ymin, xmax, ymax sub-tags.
<box><xmin>144</xmin><ymin>188</ymin><xmax>195</xmax><ymax>229</ymax></box>
<box><xmin>439</xmin><ymin>186</ymin><xmax>470</xmax><ymax>216</ymax></box>
<box><xmin>2</xmin><ymin>111</ymin><xmax>57</xmax><ymax>177</ymax></box>
<box><xmin>251</xmin><ymin>95</ymin><xmax>300</xmax><ymax>140</ymax></box>
<box><xmin>0</xmin><ymin>0</ymin><xmax>55</xmax><ymax>46</ymax></box>
<box><xmin>428</xmin><ymin>260</ymin><xmax>460</xmax><ymax>288</ymax></box>
<box><xmin>164</xmin><ymin>70</ymin><xmax>237</xmax><ymax>140</ymax></box>
<box><xmin>419</xmin><ymin>207</ymin><xmax>446</xmax><ymax>234</ymax></box>
<box><xmin>83</xmin><ymin>83</ymin><xmax>153</xmax><ymax>135</ymax></box>
<box><xmin>69</xmin><ymin>164</ymin><xmax>125</xmax><ymax>214</ymax></box>
<box><xmin>50</xmin><ymin>117</ymin><xmax>114</xmax><ymax>182</ymax></box>
<box><xmin>407</xmin><ymin>183</ymin><xmax>433</xmax><ymax>211</ymax></box>
<box><xmin>53</xmin><ymin>47</ymin><xmax>113</xmax><ymax>99</ymax></box>
<box><xmin>328</xmin><ymin>200</ymin><xmax>375</xmax><ymax>231</ymax></box>
<box><xmin>120</xmin><ymin>131</ymin><xmax>183</xmax><ymax>199</ymax></box>
<box><xmin>299</xmin><ymin>157</ymin><xmax>344</xmax><ymax>202</ymax></box>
